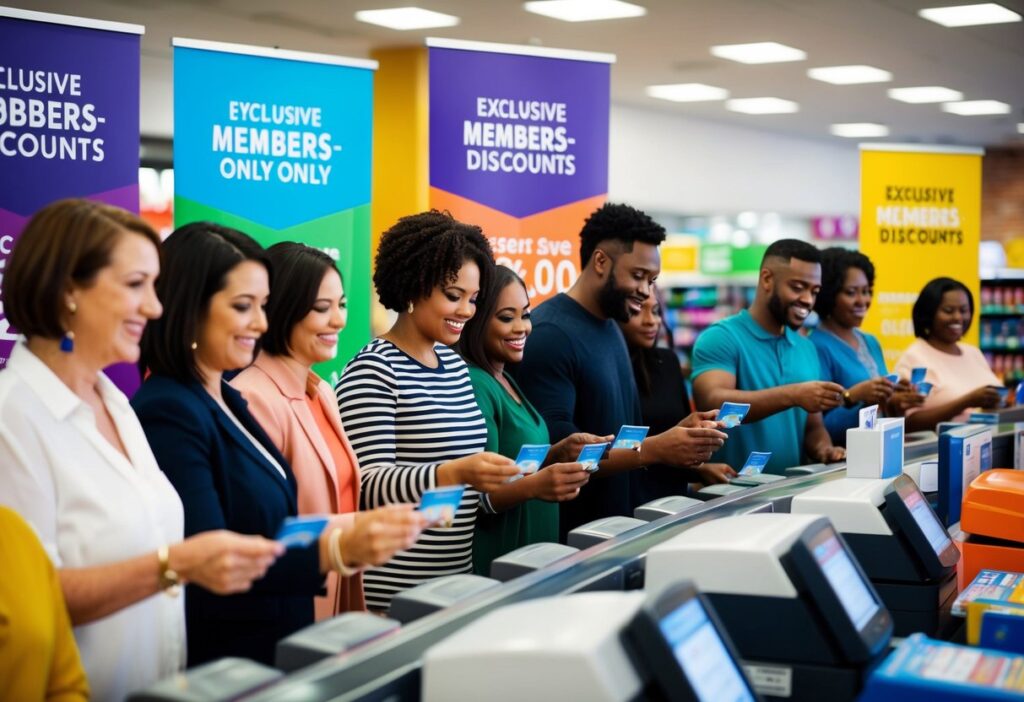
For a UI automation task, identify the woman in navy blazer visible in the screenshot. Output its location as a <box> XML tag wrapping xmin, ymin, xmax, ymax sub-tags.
<box><xmin>133</xmin><ymin>223</ymin><xmax>423</xmax><ymax>666</ymax></box>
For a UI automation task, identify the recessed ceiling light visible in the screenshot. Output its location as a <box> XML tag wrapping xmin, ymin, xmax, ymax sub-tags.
<box><xmin>710</xmin><ymin>42</ymin><xmax>806</xmax><ymax>64</ymax></box>
<box><xmin>807</xmin><ymin>65</ymin><xmax>892</xmax><ymax>85</ymax></box>
<box><xmin>887</xmin><ymin>86</ymin><xmax>964</xmax><ymax>103</ymax></box>
<box><xmin>941</xmin><ymin>99</ymin><xmax>1012</xmax><ymax>115</ymax></box>
<box><xmin>918</xmin><ymin>3</ymin><xmax>1021</xmax><ymax>27</ymax></box>
<box><xmin>726</xmin><ymin>97</ymin><xmax>799</xmax><ymax>114</ymax></box>
<box><xmin>523</xmin><ymin>0</ymin><xmax>646</xmax><ymax>22</ymax></box>
<box><xmin>830</xmin><ymin>123</ymin><xmax>890</xmax><ymax>138</ymax></box>
<box><xmin>646</xmin><ymin>83</ymin><xmax>729</xmax><ymax>102</ymax></box>
<box><xmin>354</xmin><ymin>7</ymin><xmax>460</xmax><ymax>30</ymax></box>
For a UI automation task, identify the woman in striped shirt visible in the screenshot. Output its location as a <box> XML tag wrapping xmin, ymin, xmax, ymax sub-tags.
<box><xmin>336</xmin><ymin>211</ymin><xmax>519</xmax><ymax>611</ymax></box>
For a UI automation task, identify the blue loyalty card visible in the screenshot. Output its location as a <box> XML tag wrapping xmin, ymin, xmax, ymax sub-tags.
<box><xmin>612</xmin><ymin>425</ymin><xmax>649</xmax><ymax>450</ymax></box>
<box><xmin>859</xmin><ymin>404</ymin><xmax>879</xmax><ymax>429</ymax></box>
<box><xmin>418</xmin><ymin>485</ymin><xmax>465</xmax><ymax>527</ymax></box>
<box><xmin>885</xmin><ymin>373</ymin><xmax>899</xmax><ymax>384</ymax></box>
<box><xmin>911</xmin><ymin>367</ymin><xmax>927</xmax><ymax>386</ymax></box>
<box><xmin>513</xmin><ymin>444</ymin><xmax>549</xmax><ymax>477</ymax></box>
<box><xmin>576</xmin><ymin>442</ymin><xmax>608</xmax><ymax>473</ymax></box>
<box><xmin>917</xmin><ymin>381</ymin><xmax>933</xmax><ymax>396</ymax></box>
<box><xmin>719</xmin><ymin>402</ymin><xmax>751</xmax><ymax>429</ymax></box>
<box><xmin>276</xmin><ymin>515</ymin><xmax>329</xmax><ymax>548</ymax></box>
<box><xmin>991</xmin><ymin>385</ymin><xmax>1009</xmax><ymax>403</ymax></box>
<box><xmin>739</xmin><ymin>451</ymin><xmax>772</xmax><ymax>476</ymax></box>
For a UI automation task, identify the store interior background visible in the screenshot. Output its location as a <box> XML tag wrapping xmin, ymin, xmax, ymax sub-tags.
<box><xmin>10</xmin><ymin>0</ymin><xmax>1024</xmax><ymax>375</ymax></box>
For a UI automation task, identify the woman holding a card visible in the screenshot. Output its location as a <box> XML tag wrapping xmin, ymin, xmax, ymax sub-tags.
<box><xmin>617</xmin><ymin>289</ymin><xmax>738</xmax><ymax>500</ymax></box>
<box><xmin>894</xmin><ymin>277</ymin><xmax>1004</xmax><ymax>430</ymax></box>
<box><xmin>133</xmin><ymin>224</ymin><xmax>424</xmax><ymax>666</ymax></box>
<box><xmin>232</xmin><ymin>242</ymin><xmax>430</xmax><ymax>620</ymax></box>
<box><xmin>336</xmin><ymin>212</ymin><xmax>521</xmax><ymax>611</ymax></box>
<box><xmin>458</xmin><ymin>265</ymin><xmax>608</xmax><ymax>574</ymax></box>
<box><xmin>0</xmin><ymin>200</ymin><xmax>286</xmax><ymax>700</ymax></box>
<box><xmin>811</xmin><ymin>248</ymin><xmax>923</xmax><ymax>444</ymax></box>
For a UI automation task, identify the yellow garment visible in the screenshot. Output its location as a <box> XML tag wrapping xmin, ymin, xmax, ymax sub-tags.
<box><xmin>0</xmin><ymin>506</ymin><xmax>88</xmax><ymax>701</ymax></box>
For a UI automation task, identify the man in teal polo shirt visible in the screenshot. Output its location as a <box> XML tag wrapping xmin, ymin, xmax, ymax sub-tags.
<box><xmin>692</xmin><ymin>239</ymin><xmax>847</xmax><ymax>474</ymax></box>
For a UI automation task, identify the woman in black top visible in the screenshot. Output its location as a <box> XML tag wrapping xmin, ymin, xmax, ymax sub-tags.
<box><xmin>619</xmin><ymin>291</ymin><xmax>736</xmax><ymax>503</ymax></box>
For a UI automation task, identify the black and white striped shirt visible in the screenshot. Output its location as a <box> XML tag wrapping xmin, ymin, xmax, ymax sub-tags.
<box><xmin>336</xmin><ymin>339</ymin><xmax>488</xmax><ymax>611</ymax></box>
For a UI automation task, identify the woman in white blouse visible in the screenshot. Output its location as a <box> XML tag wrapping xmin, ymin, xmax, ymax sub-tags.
<box><xmin>0</xmin><ymin>199</ymin><xmax>283</xmax><ymax>702</ymax></box>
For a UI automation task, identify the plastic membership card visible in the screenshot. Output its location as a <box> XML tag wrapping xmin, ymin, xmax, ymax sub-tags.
<box><xmin>911</xmin><ymin>367</ymin><xmax>927</xmax><ymax>386</ymax></box>
<box><xmin>719</xmin><ymin>402</ymin><xmax>751</xmax><ymax>429</ymax></box>
<box><xmin>576</xmin><ymin>442</ymin><xmax>608</xmax><ymax>473</ymax></box>
<box><xmin>859</xmin><ymin>404</ymin><xmax>879</xmax><ymax>429</ymax></box>
<box><xmin>276</xmin><ymin>515</ymin><xmax>329</xmax><ymax>549</ymax></box>
<box><xmin>513</xmin><ymin>444</ymin><xmax>549</xmax><ymax>477</ymax></box>
<box><xmin>418</xmin><ymin>485</ymin><xmax>465</xmax><ymax>528</ymax></box>
<box><xmin>739</xmin><ymin>451</ymin><xmax>772</xmax><ymax>476</ymax></box>
<box><xmin>612</xmin><ymin>425</ymin><xmax>649</xmax><ymax>450</ymax></box>
<box><xmin>885</xmin><ymin>373</ymin><xmax>899</xmax><ymax>384</ymax></box>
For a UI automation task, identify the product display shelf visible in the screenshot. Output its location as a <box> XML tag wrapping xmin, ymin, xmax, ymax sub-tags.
<box><xmin>661</xmin><ymin>276</ymin><xmax>756</xmax><ymax>376</ymax></box>
<box><xmin>980</xmin><ymin>276</ymin><xmax>1024</xmax><ymax>385</ymax></box>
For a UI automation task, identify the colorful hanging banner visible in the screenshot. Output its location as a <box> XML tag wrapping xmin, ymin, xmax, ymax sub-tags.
<box><xmin>0</xmin><ymin>7</ymin><xmax>143</xmax><ymax>390</ymax></box>
<box><xmin>173</xmin><ymin>39</ymin><xmax>376</xmax><ymax>384</ymax></box>
<box><xmin>427</xmin><ymin>38</ymin><xmax>613</xmax><ymax>302</ymax></box>
<box><xmin>859</xmin><ymin>144</ymin><xmax>983</xmax><ymax>366</ymax></box>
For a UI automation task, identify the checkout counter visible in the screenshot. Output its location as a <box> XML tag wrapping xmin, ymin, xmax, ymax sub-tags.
<box><xmin>791</xmin><ymin>475</ymin><xmax>960</xmax><ymax>636</ymax></box>
<box><xmin>130</xmin><ymin>410</ymin><xmax>1024</xmax><ymax>702</ymax></box>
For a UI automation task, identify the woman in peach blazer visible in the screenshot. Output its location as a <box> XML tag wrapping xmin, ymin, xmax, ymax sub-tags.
<box><xmin>234</xmin><ymin>243</ymin><xmax>425</xmax><ymax>619</ymax></box>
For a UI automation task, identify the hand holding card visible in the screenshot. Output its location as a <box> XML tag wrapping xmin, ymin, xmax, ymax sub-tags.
<box><xmin>418</xmin><ymin>485</ymin><xmax>465</xmax><ymax>528</ymax></box>
<box><xmin>612</xmin><ymin>425</ymin><xmax>649</xmax><ymax>450</ymax></box>
<box><xmin>512</xmin><ymin>444</ymin><xmax>550</xmax><ymax>481</ymax></box>
<box><xmin>276</xmin><ymin>515</ymin><xmax>329</xmax><ymax>549</ymax></box>
<box><xmin>718</xmin><ymin>402</ymin><xmax>751</xmax><ymax>429</ymax></box>
<box><xmin>576</xmin><ymin>442</ymin><xmax>609</xmax><ymax>473</ymax></box>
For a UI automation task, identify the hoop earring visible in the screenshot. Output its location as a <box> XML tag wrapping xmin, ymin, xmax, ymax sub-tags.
<box><xmin>407</xmin><ymin>302</ymin><xmax>414</xmax><ymax>314</ymax></box>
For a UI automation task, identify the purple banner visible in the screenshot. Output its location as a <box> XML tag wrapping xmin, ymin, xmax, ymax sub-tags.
<box><xmin>428</xmin><ymin>45</ymin><xmax>610</xmax><ymax>219</ymax></box>
<box><xmin>0</xmin><ymin>13</ymin><xmax>141</xmax><ymax>385</ymax></box>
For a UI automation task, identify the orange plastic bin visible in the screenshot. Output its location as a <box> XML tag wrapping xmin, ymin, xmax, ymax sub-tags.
<box><xmin>960</xmin><ymin>469</ymin><xmax>1024</xmax><ymax>588</ymax></box>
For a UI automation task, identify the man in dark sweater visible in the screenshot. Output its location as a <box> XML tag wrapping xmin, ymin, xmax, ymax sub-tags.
<box><xmin>515</xmin><ymin>203</ymin><xmax>728</xmax><ymax>538</ymax></box>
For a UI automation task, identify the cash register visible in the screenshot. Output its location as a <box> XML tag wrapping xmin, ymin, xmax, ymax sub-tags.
<box><xmin>644</xmin><ymin>513</ymin><xmax>892</xmax><ymax>701</ymax></box>
<box><xmin>422</xmin><ymin>581</ymin><xmax>760</xmax><ymax>702</ymax></box>
<box><xmin>790</xmin><ymin>475</ymin><xmax>959</xmax><ymax>636</ymax></box>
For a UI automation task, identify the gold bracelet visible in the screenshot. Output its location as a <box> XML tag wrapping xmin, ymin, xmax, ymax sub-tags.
<box><xmin>328</xmin><ymin>527</ymin><xmax>359</xmax><ymax>577</ymax></box>
<box><xmin>157</xmin><ymin>545</ymin><xmax>181</xmax><ymax>597</ymax></box>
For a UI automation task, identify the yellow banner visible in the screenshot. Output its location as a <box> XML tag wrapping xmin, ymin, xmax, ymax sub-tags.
<box><xmin>859</xmin><ymin>145</ymin><xmax>983</xmax><ymax>367</ymax></box>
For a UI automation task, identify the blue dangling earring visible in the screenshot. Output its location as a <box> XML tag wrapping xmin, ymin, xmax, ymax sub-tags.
<box><xmin>60</xmin><ymin>300</ymin><xmax>76</xmax><ymax>353</ymax></box>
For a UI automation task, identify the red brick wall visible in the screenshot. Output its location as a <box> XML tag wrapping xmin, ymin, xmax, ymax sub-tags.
<box><xmin>983</xmin><ymin>147</ymin><xmax>1024</xmax><ymax>243</ymax></box>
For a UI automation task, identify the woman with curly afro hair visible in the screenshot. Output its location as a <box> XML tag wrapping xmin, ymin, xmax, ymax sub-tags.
<box><xmin>335</xmin><ymin>210</ymin><xmax>519</xmax><ymax>611</ymax></box>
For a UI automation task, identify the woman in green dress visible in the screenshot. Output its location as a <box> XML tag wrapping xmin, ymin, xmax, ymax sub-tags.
<box><xmin>458</xmin><ymin>265</ymin><xmax>609</xmax><ymax>574</ymax></box>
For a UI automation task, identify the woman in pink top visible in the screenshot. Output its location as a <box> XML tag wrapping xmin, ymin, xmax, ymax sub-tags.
<box><xmin>233</xmin><ymin>243</ymin><xmax>427</xmax><ymax>619</ymax></box>
<box><xmin>895</xmin><ymin>277</ymin><xmax>1003</xmax><ymax>432</ymax></box>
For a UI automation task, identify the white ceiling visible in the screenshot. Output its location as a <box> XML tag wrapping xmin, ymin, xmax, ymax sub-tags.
<box><xmin>8</xmin><ymin>0</ymin><xmax>1024</xmax><ymax>146</ymax></box>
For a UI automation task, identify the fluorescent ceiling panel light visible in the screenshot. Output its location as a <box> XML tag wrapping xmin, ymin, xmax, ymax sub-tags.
<box><xmin>523</xmin><ymin>0</ymin><xmax>646</xmax><ymax>22</ymax></box>
<box><xmin>887</xmin><ymin>86</ymin><xmax>964</xmax><ymax>103</ymax></box>
<box><xmin>1019</xmin><ymin>123</ymin><xmax>1024</xmax><ymax>134</ymax></box>
<box><xmin>941</xmin><ymin>99</ymin><xmax>1012</xmax><ymax>115</ymax></box>
<box><xmin>830</xmin><ymin>123</ymin><xmax>890</xmax><ymax>138</ymax></box>
<box><xmin>710</xmin><ymin>41</ymin><xmax>806</xmax><ymax>64</ymax></box>
<box><xmin>726</xmin><ymin>97</ymin><xmax>799</xmax><ymax>114</ymax></box>
<box><xmin>918</xmin><ymin>3</ymin><xmax>1021</xmax><ymax>27</ymax></box>
<box><xmin>646</xmin><ymin>83</ymin><xmax>729</xmax><ymax>102</ymax></box>
<box><xmin>354</xmin><ymin>7</ymin><xmax>460</xmax><ymax>30</ymax></box>
<box><xmin>807</xmin><ymin>65</ymin><xmax>892</xmax><ymax>85</ymax></box>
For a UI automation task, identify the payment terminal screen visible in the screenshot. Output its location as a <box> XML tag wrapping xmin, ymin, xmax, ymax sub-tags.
<box><xmin>658</xmin><ymin>598</ymin><xmax>754</xmax><ymax>702</ymax></box>
<box><xmin>813</xmin><ymin>532</ymin><xmax>880</xmax><ymax>630</ymax></box>
<box><xmin>902</xmin><ymin>489</ymin><xmax>953</xmax><ymax>555</ymax></box>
